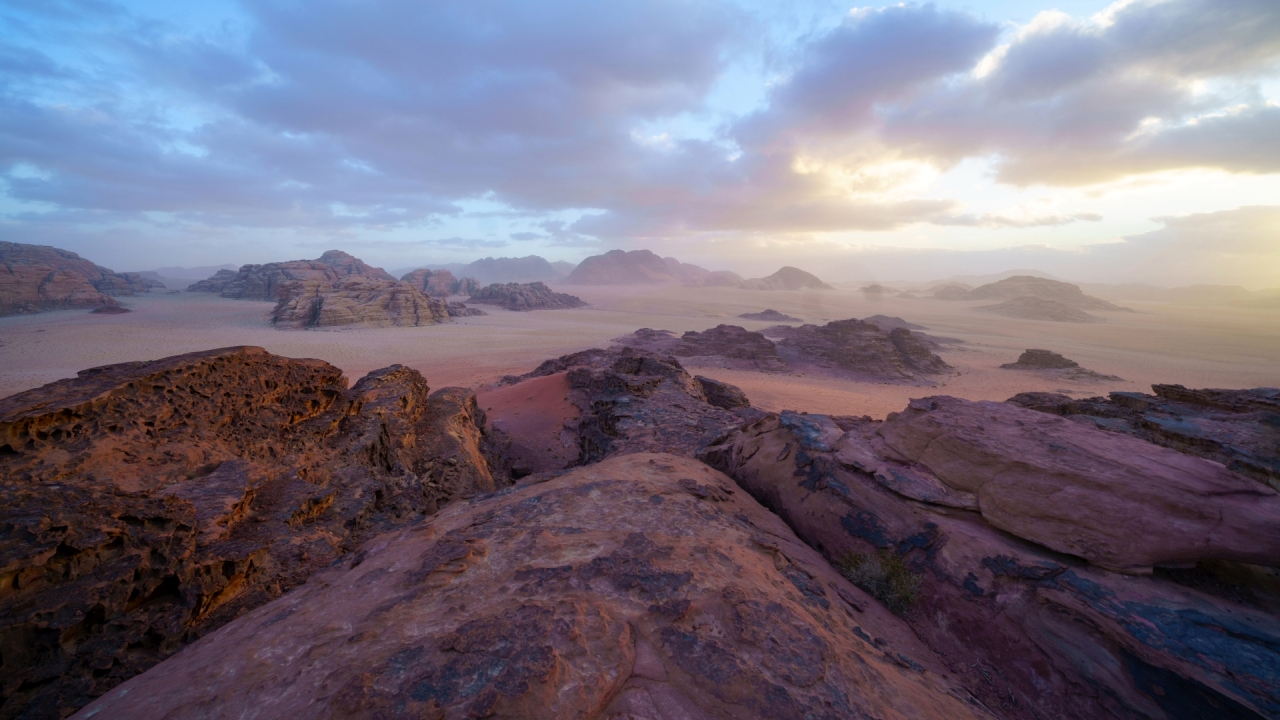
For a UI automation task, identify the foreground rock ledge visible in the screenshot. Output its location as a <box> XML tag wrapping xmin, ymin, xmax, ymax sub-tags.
<box><xmin>76</xmin><ymin>453</ymin><xmax>990</xmax><ymax>720</ymax></box>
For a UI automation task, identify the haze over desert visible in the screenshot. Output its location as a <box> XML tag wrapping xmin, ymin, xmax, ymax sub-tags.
<box><xmin>3</xmin><ymin>0</ymin><xmax>1280</xmax><ymax>718</ymax></box>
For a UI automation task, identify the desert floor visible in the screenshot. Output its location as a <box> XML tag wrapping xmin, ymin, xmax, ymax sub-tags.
<box><xmin>2</xmin><ymin>286</ymin><xmax>1277</xmax><ymax>418</ymax></box>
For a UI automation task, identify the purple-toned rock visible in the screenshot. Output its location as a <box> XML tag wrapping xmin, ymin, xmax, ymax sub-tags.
<box><xmin>187</xmin><ymin>250</ymin><xmax>395</xmax><ymax>300</ymax></box>
<box><xmin>401</xmin><ymin>268</ymin><xmax>461</xmax><ymax>297</ymax></box>
<box><xmin>270</xmin><ymin>278</ymin><xmax>451</xmax><ymax>329</ymax></box>
<box><xmin>77</xmin><ymin>453</ymin><xmax>991</xmax><ymax>720</ymax></box>
<box><xmin>701</xmin><ymin>401</ymin><xmax>1280</xmax><ymax>719</ymax></box>
<box><xmin>468</xmin><ymin>281</ymin><xmax>586</xmax><ymax>311</ymax></box>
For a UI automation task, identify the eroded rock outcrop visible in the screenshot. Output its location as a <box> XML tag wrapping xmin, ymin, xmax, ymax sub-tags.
<box><xmin>1</xmin><ymin>242</ymin><xmax>161</xmax><ymax>316</ymax></box>
<box><xmin>1000</xmin><ymin>349</ymin><xmax>1121</xmax><ymax>381</ymax></box>
<box><xmin>949</xmin><ymin>275</ymin><xmax>1128</xmax><ymax>311</ymax></box>
<box><xmin>499</xmin><ymin>346</ymin><xmax>764</xmax><ymax>467</ymax></box>
<box><xmin>467</xmin><ymin>281</ymin><xmax>586</xmax><ymax>311</ymax></box>
<box><xmin>616</xmin><ymin>325</ymin><xmax>788</xmax><ymax>372</ymax></box>
<box><xmin>701</xmin><ymin>399</ymin><xmax>1280</xmax><ymax>719</ymax></box>
<box><xmin>0</xmin><ymin>347</ymin><xmax>503</xmax><ymax>719</ymax></box>
<box><xmin>401</xmin><ymin>268</ymin><xmax>461</xmax><ymax>297</ymax></box>
<box><xmin>186</xmin><ymin>250</ymin><xmax>395</xmax><ymax>300</ymax></box>
<box><xmin>977</xmin><ymin>296</ymin><xmax>1105</xmax><ymax>323</ymax></box>
<box><xmin>1010</xmin><ymin>384</ymin><xmax>1280</xmax><ymax>490</ymax></box>
<box><xmin>78</xmin><ymin>453</ymin><xmax>991</xmax><ymax>720</ymax></box>
<box><xmin>767</xmin><ymin>319</ymin><xmax>952</xmax><ymax>383</ymax></box>
<box><xmin>270</xmin><ymin>278</ymin><xmax>453</xmax><ymax>329</ymax></box>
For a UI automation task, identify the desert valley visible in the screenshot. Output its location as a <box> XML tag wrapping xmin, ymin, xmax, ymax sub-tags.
<box><xmin>2</xmin><ymin>241</ymin><xmax>1279</xmax><ymax>720</ymax></box>
<box><xmin>4</xmin><ymin>0</ymin><xmax>1280</xmax><ymax>718</ymax></box>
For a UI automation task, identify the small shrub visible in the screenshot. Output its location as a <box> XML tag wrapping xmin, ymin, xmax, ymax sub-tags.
<box><xmin>837</xmin><ymin>549</ymin><xmax>921</xmax><ymax>616</ymax></box>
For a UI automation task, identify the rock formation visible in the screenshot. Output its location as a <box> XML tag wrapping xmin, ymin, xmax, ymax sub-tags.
<box><xmin>617</xmin><ymin>324</ymin><xmax>789</xmax><ymax>373</ymax></box>
<box><xmin>977</xmin><ymin>296</ymin><xmax>1105</xmax><ymax>323</ymax></box>
<box><xmin>502</xmin><ymin>346</ymin><xmax>764</xmax><ymax>466</ymax></box>
<box><xmin>400</xmin><ymin>267</ymin><xmax>461</xmax><ymax>296</ymax></box>
<box><xmin>739</xmin><ymin>309</ymin><xmax>802</xmax><ymax>322</ymax></box>
<box><xmin>560</xmin><ymin>250</ymin><xmax>738</xmax><ymax>287</ymax></box>
<box><xmin>738</xmin><ymin>266</ymin><xmax>833</xmax><ymax>290</ymax></box>
<box><xmin>1000</xmin><ymin>349</ymin><xmax>1121</xmax><ymax>381</ymax></box>
<box><xmin>454</xmin><ymin>276</ymin><xmax>481</xmax><ymax>296</ymax></box>
<box><xmin>1</xmin><ymin>242</ymin><xmax>162</xmax><ymax>316</ymax></box>
<box><xmin>77</xmin><ymin>453</ymin><xmax>989</xmax><ymax>720</ymax></box>
<box><xmin>467</xmin><ymin>281</ymin><xmax>586</xmax><ymax>311</ymax></box>
<box><xmin>930</xmin><ymin>283</ymin><xmax>971</xmax><ymax>300</ymax></box>
<box><xmin>186</xmin><ymin>250</ymin><xmax>395</xmax><ymax>300</ymax></box>
<box><xmin>701</xmin><ymin>397</ymin><xmax>1280</xmax><ymax>719</ymax></box>
<box><xmin>616</xmin><ymin>320</ymin><xmax>951</xmax><ymax>383</ymax></box>
<box><xmin>0</xmin><ymin>347</ymin><xmax>505</xmax><ymax>719</ymax></box>
<box><xmin>564</xmin><ymin>249</ymin><xmax>682</xmax><ymax>285</ymax></box>
<box><xmin>89</xmin><ymin>306</ymin><xmax>132</xmax><ymax>315</ymax></box>
<box><xmin>860</xmin><ymin>284</ymin><xmax>893</xmax><ymax>294</ymax></box>
<box><xmin>445</xmin><ymin>300</ymin><xmax>487</xmax><ymax>317</ymax></box>
<box><xmin>1010</xmin><ymin>384</ymin><xmax>1280</xmax><ymax>490</ymax></box>
<box><xmin>270</xmin><ymin>278</ymin><xmax>452</xmax><ymax>328</ymax></box>
<box><xmin>863</xmin><ymin>315</ymin><xmax>926</xmax><ymax>331</ymax></box>
<box><xmin>767</xmin><ymin>319</ymin><xmax>951</xmax><ymax>383</ymax></box>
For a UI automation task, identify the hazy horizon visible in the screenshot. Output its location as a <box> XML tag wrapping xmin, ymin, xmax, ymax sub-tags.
<box><xmin>3</xmin><ymin>0</ymin><xmax>1278</xmax><ymax>288</ymax></box>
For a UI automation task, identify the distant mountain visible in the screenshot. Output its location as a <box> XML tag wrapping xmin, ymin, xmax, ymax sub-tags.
<box><xmin>564</xmin><ymin>249</ymin><xmax>675</xmax><ymax>285</ymax></box>
<box><xmin>738</xmin><ymin>266</ymin><xmax>832</xmax><ymax>291</ymax></box>
<box><xmin>562</xmin><ymin>249</ymin><xmax>744</xmax><ymax>287</ymax></box>
<box><xmin>924</xmin><ymin>269</ymin><xmax>1058</xmax><ymax>289</ymax></box>
<box><xmin>457</xmin><ymin>256</ymin><xmax>569</xmax><ymax>285</ymax></box>
<box><xmin>940</xmin><ymin>275</ymin><xmax>1127</xmax><ymax>311</ymax></box>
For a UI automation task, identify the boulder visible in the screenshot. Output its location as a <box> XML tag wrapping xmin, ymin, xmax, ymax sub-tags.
<box><xmin>77</xmin><ymin>453</ymin><xmax>991</xmax><ymax>720</ymax></box>
<box><xmin>270</xmin><ymin>278</ymin><xmax>451</xmax><ymax>329</ymax></box>
<box><xmin>467</xmin><ymin>281</ymin><xmax>586</xmax><ymax>311</ymax></box>
<box><xmin>0</xmin><ymin>242</ymin><xmax>160</xmax><ymax>316</ymax></box>
<box><xmin>701</xmin><ymin>402</ymin><xmax>1280</xmax><ymax>719</ymax></box>
<box><xmin>186</xmin><ymin>250</ymin><xmax>395</xmax><ymax>300</ymax></box>
<box><xmin>694</xmin><ymin>375</ymin><xmax>751</xmax><ymax>409</ymax></box>
<box><xmin>0</xmin><ymin>347</ymin><xmax>503</xmax><ymax>719</ymax></box>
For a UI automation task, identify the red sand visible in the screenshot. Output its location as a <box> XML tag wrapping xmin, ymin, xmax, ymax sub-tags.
<box><xmin>477</xmin><ymin>372</ymin><xmax>580</xmax><ymax>472</ymax></box>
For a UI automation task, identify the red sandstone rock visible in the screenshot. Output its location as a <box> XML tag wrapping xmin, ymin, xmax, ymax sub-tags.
<box><xmin>701</xmin><ymin>406</ymin><xmax>1280</xmax><ymax>719</ymax></box>
<box><xmin>767</xmin><ymin>319</ymin><xmax>952</xmax><ymax>383</ymax></box>
<box><xmin>186</xmin><ymin>250</ymin><xmax>395</xmax><ymax>300</ymax></box>
<box><xmin>0</xmin><ymin>347</ymin><xmax>503</xmax><ymax>718</ymax></box>
<box><xmin>875</xmin><ymin>395</ymin><xmax>1280</xmax><ymax>572</ymax></box>
<box><xmin>401</xmin><ymin>268</ymin><xmax>462</xmax><ymax>296</ymax></box>
<box><xmin>76</xmin><ymin>453</ymin><xmax>992</xmax><ymax>720</ymax></box>
<box><xmin>0</xmin><ymin>242</ymin><xmax>160</xmax><ymax>316</ymax></box>
<box><xmin>270</xmin><ymin>278</ymin><xmax>452</xmax><ymax>328</ymax></box>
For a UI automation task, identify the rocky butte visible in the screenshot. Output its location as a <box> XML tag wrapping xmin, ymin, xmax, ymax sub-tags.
<box><xmin>0</xmin><ymin>241</ymin><xmax>163</xmax><ymax>316</ymax></box>
<box><xmin>467</xmin><ymin>281</ymin><xmax>587</xmax><ymax>311</ymax></box>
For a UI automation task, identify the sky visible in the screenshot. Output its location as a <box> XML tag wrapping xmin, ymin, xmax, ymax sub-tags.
<box><xmin>1</xmin><ymin>0</ymin><xmax>1278</xmax><ymax>287</ymax></box>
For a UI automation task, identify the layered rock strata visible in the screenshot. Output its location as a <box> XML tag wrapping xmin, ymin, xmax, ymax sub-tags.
<box><xmin>186</xmin><ymin>250</ymin><xmax>395</xmax><ymax>300</ymax></box>
<box><xmin>701</xmin><ymin>398</ymin><xmax>1280</xmax><ymax>719</ymax></box>
<box><xmin>0</xmin><ymin>347</ymin><xmax>503</xmax><ymax>719</ymax></box>
<box><xmin>400</xmin><ymin>268</ymin><xmax>462</xmax><ymax>297</ymax></box>
<box><xmin>1010</xmin><ymin>384</ymin><xmax>1280</xmax><ymax>490</ymax></box>
<box><xmin>1</xmin><ymin>242</ymin><xmax>162</xmax><ymax>316</ymax></box>
<box><xmin>269</xmin><ymin>278</ymin><xmax>453</xmax><ymax>329</ymax></box>
<box><xmin>467</xmin><ymin>281</ymin><xmax>586</xmax><ymax>311</ymax></box>
<box><xmin>77</xmin><ymin>453</ymin><xmax>992</xmax><ymax>720</ymax></box>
